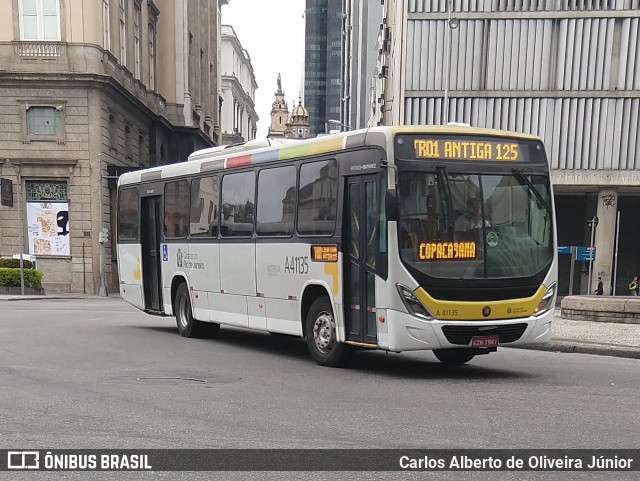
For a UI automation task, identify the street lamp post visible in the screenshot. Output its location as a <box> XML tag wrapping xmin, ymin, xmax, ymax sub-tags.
<box><xmin>97</xmin><ymin>153</ymin><xmax>108</xmax><ymax>297</ymax></box>
<box><xmin>326</xmin><ymin>119</ymin><xmax>352</xmax><ymax>132</ymax></box>
<box><xmin>12</xmin><ymin>162</ymin><xmax>25</xmax><ymax>296</ymax></box>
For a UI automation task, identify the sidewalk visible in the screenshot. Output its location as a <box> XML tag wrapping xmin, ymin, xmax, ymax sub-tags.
<box><xmin>517</xmin><ymin>312</ymin><xmax>640</xmax><ymax>360</ymax></box>
<box><xmin>0</xmin><ymin>294</ymin><xmax>121</xmax><ymax>301</ymax></box>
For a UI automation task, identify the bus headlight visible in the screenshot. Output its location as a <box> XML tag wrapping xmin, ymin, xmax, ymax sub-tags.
<box><xmin>396</xmin><ymin>284</ymin><xmax>433</xmax><ymax>320</ymax></box>
<box><xmin>533</xmin><ymin>283</ymin><xmax>556</xmax><ymax>317</ymax></box>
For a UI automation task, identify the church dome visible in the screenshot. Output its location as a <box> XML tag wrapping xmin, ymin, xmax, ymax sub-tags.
<box><xmin>278</xmin><ymin>92</ymin><xmax>310</xmax><ymax>140</ymax></box>
<box><xmin>290</xmin><ymin>101</ymin><xmax>308</xmax><ymax>119</ymax></box>
<box><xmin>288</xmin><ymin>98</ymin><xmax>309</xmax><ymax>124</ymax></box>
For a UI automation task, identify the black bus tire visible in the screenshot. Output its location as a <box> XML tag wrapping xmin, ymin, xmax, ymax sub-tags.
<box><xmin>433</xmin><ymin>349</ymin><xmax>476</xmax><ymax>365</ymax></box>
<box><xmin>174</xmin><ymin>283</ymin><xmax>219</xmax><ymax>338</ymax></box>
<box><xmin>305</xmin><ymin>297</ymin><xmax>352</xmax><ymax>367</ymax></box>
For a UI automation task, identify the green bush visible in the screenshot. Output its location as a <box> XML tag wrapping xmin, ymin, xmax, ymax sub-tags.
<box><xmin>0</xmin><ymin>268</ymin><xmax>43</xmax><ymax>288</ymax></box>
<box><xmin>0</xmin><ymin>258</ymin><xmax>35</xmax><ymax>269</ymax></box>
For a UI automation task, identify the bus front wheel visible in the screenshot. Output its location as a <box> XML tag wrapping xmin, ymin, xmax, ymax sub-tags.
<box><xmin>433</xmin><ymin>349</ymin><xmax>476</xmax><ymax>365</ymax></box>
<box><xmin>174</xmin><ymin>283</ymin><xmax>220</xmax><ymax>338</ymax></box>
<box><xmin>305</xmin><ymin>297</ymin><xmax>352</xmax><ymax>367</ymax></box>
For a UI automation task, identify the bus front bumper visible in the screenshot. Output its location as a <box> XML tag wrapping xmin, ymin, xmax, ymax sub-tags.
<box><xmin>378</xmin><ymin>309</ymin><xmax>554</xmax><ymax>352</ymax></box>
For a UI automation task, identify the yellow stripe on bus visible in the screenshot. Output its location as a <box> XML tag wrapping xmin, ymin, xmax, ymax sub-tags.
<box><xmin>344</xmin><ymin>341</ymin><xmax>378</xmax><ymax>349</ymax></box>
<box><xmin>413</xmin><ymin>284</ymin><xmax>547</xmax><ymax>321</ymax></box>
<box><xmin>278</xmin><ymin>137</ymin><xmax>344</xmax><ymax>160</ymax></box>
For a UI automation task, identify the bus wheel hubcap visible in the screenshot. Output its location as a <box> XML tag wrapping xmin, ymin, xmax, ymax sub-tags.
<box><xmin>313</xmin><ymin>312</ymin><xmax>335</xmax><ymax>353</ymax></box>
<box><xmin>178</xmin><ymin>296</ymin><xmax>189</xmax><ymax>328</ymax></box>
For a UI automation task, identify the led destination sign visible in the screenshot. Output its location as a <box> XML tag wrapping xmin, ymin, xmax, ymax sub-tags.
<box><xmin>413</xmin><ymin>139</ymin><xmax>521</xmax><ymax>161</ymax></box>
<box><xmin>419</xmin><ymin>241</ymin><xmax>477</xmax><ymax>261</ymax></box>
<box><xmin>394</xmin><ymin>134</ymin><xmax>545</xmax><ymax>163</ymax></box>
<box><xmin>311</xmin><ymin>244</ymin><xmax>338</xmax><ymax>262</ymax></box>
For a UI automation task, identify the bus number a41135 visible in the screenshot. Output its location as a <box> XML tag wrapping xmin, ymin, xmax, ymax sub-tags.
<box><xmin>284</xmin><ymin>256</ymin><xmax>309</xmax><ymax>275</ymax></box>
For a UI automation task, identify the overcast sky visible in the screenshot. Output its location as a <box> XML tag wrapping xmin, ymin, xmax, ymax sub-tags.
<box><xmin>222</xmin><ymin>1</ymin><xmax>306</xmax><ymax>139</ymax></box>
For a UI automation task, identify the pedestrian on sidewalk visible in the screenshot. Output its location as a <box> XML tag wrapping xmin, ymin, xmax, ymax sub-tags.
<box><xmin>629</xmin><ymin>276</ymin><xmax>638</xmax><ymax>296</ymax></box>
<box><xmin>595</xmin><ymin>277</ymin><xmax>603</xmax><ymax>295</ymax></box>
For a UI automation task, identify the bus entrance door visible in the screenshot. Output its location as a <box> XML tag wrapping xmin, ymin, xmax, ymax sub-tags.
<box><xmin>344</xmin><ymin>175</ymin><xmax>378</xmax><ymax>345</ymax></box>
<box><xmin>140</xmin><ymin>195</ymin><xmax>163</xmax><ymax>311</ymax></box>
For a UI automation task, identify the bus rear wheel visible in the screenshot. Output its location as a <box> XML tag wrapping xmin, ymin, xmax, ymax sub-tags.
<box><xmin>433</xmin><ymin>349</ymin><xmax>476</xmax><ymax>365</ymax></box>
<box><xmin>174</xmin><ymin>283</ymin><xmax>220</xmax><ymax>338</ymax></box>
<box><xmin>305</xmin><ymin>297</ymin><xmax>352</xmax><ymax>367</ymax></box>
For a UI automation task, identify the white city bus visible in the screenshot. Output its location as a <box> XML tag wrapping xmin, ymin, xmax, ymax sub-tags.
<box><xmin>116</xmin><ymin>125</ymin><xmax>557</xmax><ymax>367</ymax></box>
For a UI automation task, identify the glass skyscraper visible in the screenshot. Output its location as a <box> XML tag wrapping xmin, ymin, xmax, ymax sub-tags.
<box><xmin>304</xmin><ymin>0</ymin><xmax>343</xmax><ymax>137</ymax></box>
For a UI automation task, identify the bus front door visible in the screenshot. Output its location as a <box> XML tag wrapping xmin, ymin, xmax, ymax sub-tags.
<box><xmin>344</xmin><ymin>175</ymin><xmax>378</xmax><ymax>345</ymax></box>
<box><xmin>140</xmin><ymin>195</ymin><xmax>163</xmax><ymax>311</ymax></box>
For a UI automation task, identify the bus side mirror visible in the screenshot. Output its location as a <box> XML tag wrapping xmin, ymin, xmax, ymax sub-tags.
<box><xmin>385</xmin><ymin>189</ymin><xmax>398</xmax><ymax>221</ymax></box>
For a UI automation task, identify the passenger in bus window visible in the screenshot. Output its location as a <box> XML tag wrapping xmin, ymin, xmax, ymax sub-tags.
<box><xmin>455</xmin><ymin>198</ymin><xmax>489</xmax><ymax>232</ymax></box>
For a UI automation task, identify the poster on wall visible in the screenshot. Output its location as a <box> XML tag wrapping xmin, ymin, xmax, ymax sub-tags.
<box><xmin>27</xmin><ymin>202</ymin><xmax>70</xmax><ymax>256</ymax></box>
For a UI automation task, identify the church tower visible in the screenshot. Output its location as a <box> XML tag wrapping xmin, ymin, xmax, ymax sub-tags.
<box><xmin>285</xmin><ymin>96</ymin><xmax>310</xmax><ymax>139</ymax></box>
<box><xmin>267</xmin><ymin>74</ymin><xmax>289</xmax><ymax>139</ymax></box>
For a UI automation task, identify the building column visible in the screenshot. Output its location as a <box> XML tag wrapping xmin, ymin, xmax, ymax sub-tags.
<box><xmin>592</xmin><ymin>187</ymin><xmax>618</xmax><ymax>295</ymax></box>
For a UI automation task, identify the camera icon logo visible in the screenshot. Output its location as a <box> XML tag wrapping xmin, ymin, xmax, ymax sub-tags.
<box><xmin>7</xmin><ymin>451</ymin><xmax>39</xmax><ymax>470</ymax></box>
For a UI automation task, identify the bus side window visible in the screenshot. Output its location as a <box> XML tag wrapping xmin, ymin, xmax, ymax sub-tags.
<box><xmin>297</xmin><ymin>159</ymin><xmax>338</xmax><ymax>236</ymax></box>
<box><xmin>164</xmin><ymin>180</ymin><xmax>189</xmax><ymax>238</ymax></box>
<box><xmin>221</xmin><ymin>171</ymin><xmax>255</xmax><ymax>237</ymax></box>
<box><xmin>190</xmin><ymin>176</ymin><xmax>219</xmax><ymax>237</ymax></box>
<box><xmin>117</xmin><ymin>187</ymin><xmax>139</xmax><ymax>240</ymax></box>
<box><xmin>257</xmin><ymin>165</ymin><xmax>296</xmax><ymax>237</ymax></box>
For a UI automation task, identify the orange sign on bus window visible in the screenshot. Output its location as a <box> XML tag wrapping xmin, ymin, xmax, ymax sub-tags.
<box><xmin>413</xmin><ymin>139</ymin><xmax>521</xmax><ymax>161</ymax></box>
<box><xmin>418</xmin><ymin>241</ymin><xmax>476</xmax><ymax>261</ymax></box>
<box><xmin>311</xmin><ymin>244</ymin><xmax>338</xmax><ymax>262</ymax></box>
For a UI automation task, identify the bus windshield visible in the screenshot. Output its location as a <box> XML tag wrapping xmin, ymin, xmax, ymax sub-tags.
<box><xmin>397</xmin><ymin>170</ymin><xmax>553</xmax><ymax>279</ymax></box>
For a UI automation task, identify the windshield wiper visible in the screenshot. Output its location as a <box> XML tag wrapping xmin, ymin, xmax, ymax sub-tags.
<box><xmin>436</xmin><ymin>165</ymin><xmax>455</xmax><ymax>232</ymax></box>
<box><xmin>512</xmin><ymin>169</ymin><xmax>551</xmax><ymax>212</ymax></box>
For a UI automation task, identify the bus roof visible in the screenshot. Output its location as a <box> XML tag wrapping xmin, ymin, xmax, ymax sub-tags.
<box><xmin>117</xmin><ymin>125</ymin><xmax>542</xmax><ymax>186</ymax></box>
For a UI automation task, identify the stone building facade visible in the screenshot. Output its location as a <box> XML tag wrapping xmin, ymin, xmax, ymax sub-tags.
<box><xmin>220</xmin><ymin>24</ymin><xmax>258</xmax><ymax>145</ymax></box>
<box><xmin>373</xmin><ymin>0</ymin><xmax>640</xmax><ymax>296</ymax></box>
<box><xmin>0</xmin><ymin>0</ymin><xmax>224</xmax><ymax>294</ymax></box>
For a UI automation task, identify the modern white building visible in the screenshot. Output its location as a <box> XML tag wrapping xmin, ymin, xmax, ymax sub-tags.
<box><xmin>340</xmin><ymin>0</ymin><xmax>384</xmax><ymax>130</ymax></box>
<box><xmin>373</xmin><ymin>0</ymin><xmax>640</xmax><ymax>296</ymax></box>
<box><xmin>220</xmin><ymin>25</ymin><xmax>258</xmax><ymax>145</ymax></box>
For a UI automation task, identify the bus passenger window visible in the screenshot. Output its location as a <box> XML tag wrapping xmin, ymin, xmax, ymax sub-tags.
<box><xmin>221</xmin><ymin>171</ymin><xmax>255</xmax><ymax>237</ymax></box>
<box><xmin>190</xmin><ymin>176</ymin><xmax>219</xmax><ymax>237</ymax></box>
<box><xmin>117</xmin><ymin>187</ymin><xmax>139</xmax><ymax>240</ymax></box>
<box><xmin>297</xmin><ymin>159</ymin><xmax>338</xmax><ymax>236</ymax></box>
<box><xmin>164</xmin><ymin>180</ymin><xmax>189</xmax><ymax>238</ymax></box>
<box><xmin>257</xmin><ymin>166</ymin><xmax>295</xmax><ymax>237</ymax></box>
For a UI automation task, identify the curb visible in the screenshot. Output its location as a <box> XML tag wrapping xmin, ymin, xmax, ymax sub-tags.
<box><xmin>512</xmin><ymin>341</ymin><xmax>640</xmax><ymax>360</ymax></box>
<box><xmin>0</xmin><ymin>295</ymin><xmax>119</xmax><ymax>301</ymax></box>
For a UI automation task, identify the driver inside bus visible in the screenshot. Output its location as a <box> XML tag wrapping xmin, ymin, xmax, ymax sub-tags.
<box><xmin>455</xmin><ymin>198</ymin><xmax>489</xmax><ymax>232</ymax></box>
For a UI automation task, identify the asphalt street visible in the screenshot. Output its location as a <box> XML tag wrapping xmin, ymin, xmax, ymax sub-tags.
<box><xmin>1</xmin><ymin>298</ymin><xmax>638</xmax><ymax>481</ymax></box>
